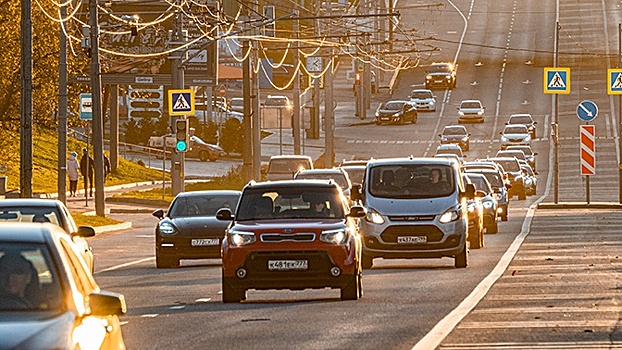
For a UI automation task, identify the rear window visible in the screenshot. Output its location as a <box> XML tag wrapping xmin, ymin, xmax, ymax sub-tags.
<box><xmin>295</xmin><ymin>172</ymin><xmax>349</xmax><ymax>190</ymax></box>
<box><xmin>442</xmin><ymin>126</ymin><xmax>467</xmax><ymax>135</ymax></box>
<box><xmin>411</xmin><ymin>91</ymin><xmax>433</xmax><ymax>99</ymax></box>
<box><xmin>504</xmin><ymin>125</ymin><xmax>528</xmax><ymax>134</ymax></box>
<box><xmin>381</xmin><ymin>101</ymin><xmax>404</xmax><ymax>110</ymax></box>
<box><xmin>169</xmin><ymin>194</ymin><xmax>240</xmax><ymax>217</ymax></box>
<box><xmin>509</xmin><ymin>115</ymin><xmax>533</xmax><ymax>124</ymax></box>
<box><xmin>0</xmin><ymin>207</ymin><xmax>61</xmax><ymax>227</ymax></box>
<box><xmin>268</xmin><ymin>159</ymin><xmax>312</xmax><ymax>173</ymax></box>
<box><xmin>461</xmin><ymin>101</ymin><xmax>481</xmax><ymax>109</ymax></box>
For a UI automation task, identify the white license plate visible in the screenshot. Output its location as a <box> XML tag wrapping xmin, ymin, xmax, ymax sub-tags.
<box><xmin>191</xmin><ymin>238</ymin><xmax>219</xmax><ymax>246</ymax></box>
<box><xmin>268</xmin><ymin>260</ymin><xmax>308</xmax><ymax>271</ymax></box>
<box><xmin>397</xmin><ymin>236</ymin><xmax>427</xmax><ymax>244</ymax></box>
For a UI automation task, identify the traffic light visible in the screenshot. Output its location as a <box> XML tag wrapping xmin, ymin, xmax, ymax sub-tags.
<box><xmin>175</xmin><ymin>118</ymin><xmax>189</xmax><ymax>152</ymax></box>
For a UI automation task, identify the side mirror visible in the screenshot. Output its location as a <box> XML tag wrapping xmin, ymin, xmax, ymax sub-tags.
<box><xmin>347</xmin><ymin>206</ymin><xmax>367</xmax><ymax>218</ymax></box>
<box><xmin>505</xmin><ymin>122</ymin><xmax>509</xmax><ymax>125</ymax></box>
<box><xmin>438</xmin><ymin>134</ymin><xmax>442</xmax><ymax>137</ymax></box>
<box><xmin>475</xmin><ymin>190</ymin><xmax>486</xmax><ymax>198</ymax></box>
<box><xmin>463</xmin><ymin>154</ymin><xmax>467</xmax><ymax>158</ymax></box>
<box><xmin>534</xmin><ymin>121</ymin><xmax>538</xmax><ymax>124</ymax></box>
<box><xmin>88</xmin><ymin>291</ymin><xmax>127</xmax><ymax>316</ymax></box>
<box><xmin>499</xmin><ymin>132</ymin><xmax>503</xmax><ymax>135</ymax></box>
<box><xmin>152</xmin><ymin>209</ymin><xmax>164</xmax><ymax>219</ymax></box>
<box><xmin>534</xmin><ymin>152</ymin><xmax>538</xmax><ymax>156</ymax></box>
<box><xmin>76</xmin><ymin>226</ymin><xmax>96</xmax><ymax>238</ymax></box>
<box><xmin>351</xmin><ymin>183</ymin><xmax>361</xmax><ymax>202</ymax></box>
<box><xmin>216</xmin><ymin>208</ymin><xmax>233</xmax><ymax>221</ymax></box>
<box><xmin>534</xmin><ymin>171</ymin><xmax>539</xmax><ymax>175</ymax></box>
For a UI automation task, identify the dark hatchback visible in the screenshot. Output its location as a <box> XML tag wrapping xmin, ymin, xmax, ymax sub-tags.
<box><xmin>153</xmin><ymin>190</ymin><xmax>241</xmax><ymax>268</ymax></box>
<box><xmin>439</xmin><ymin>125</ymin><xmax>471</xmax><ymax>151</ymax></box>
<box><xmin>218</xmin><ymin>180</ymin><xmax>366</xmax><ymax>303</ymax></box>
<box><xmin>0</xmin><ymin>224</ymin><xmax>126</xmax><ymax>349</ymax></box>
<box><xmin>375</xmin><ymin>100</ymin><xmax>418</xmax><ymax>125</ymax></box>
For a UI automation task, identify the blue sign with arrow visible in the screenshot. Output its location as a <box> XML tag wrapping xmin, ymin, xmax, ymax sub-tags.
<box><xmin>576</xmin><ymin>100</ymin><xmax>598</xmax><ymax>122</ymax></box>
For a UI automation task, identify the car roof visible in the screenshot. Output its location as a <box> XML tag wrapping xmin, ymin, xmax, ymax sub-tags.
<box><xmin>437</xmin><ymin>144</ymin><xmax>462</xmax><ymax>149</ymax></box>
<box><xmin>269</xmin><ymin>155</ymin><xmax>313</xmax><ymax>161</ymax></box>
<box><xmin>174</xmin><ymin>190</ymin><xmax>241</xmax><ymax>198</ymax></box>
<box><xmin>244</xmin><ymin>179</ymin><xmax>340</xmax><ymax>190</ymax></box>
<box><xmin>460</xmin><ymin>99</ymin><xmax>482</xmax><ymax>104</ymax></box>
<box><xmin>368</xmin><ymin>157</ymin><xmax>456</xmax><ymax>167</ymax></box>
<box><xmin>509</xmin><ymin>113</ymin><xmax>533</xmax><ymax>119</ymax></box>
<box><xmin>442</xmin><ymin>125</ymin><xmax>467</xmax><ymax>131</ymax></box>
<box><xmin>297</xmin><ymin>168</ymin><xmax>345</xmax><ymax>175</ymax></box>
<box><xmin>0</xmin><ymin>199</ymin><xmax>64</xmax><ymax>208</ymax></box>
<box><xmin>0</xmin><ymin>223</ymin><xmax>64</xmax><ymax>243</ymax></box>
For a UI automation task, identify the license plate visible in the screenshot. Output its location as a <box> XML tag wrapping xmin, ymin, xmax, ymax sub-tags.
<box><xmin>397</xmin><ymin>236</ymin><xmax>427</xmax><ymax>244</ymax></box>
<box><xmin>268</xmin><ymin>260</ymin><xmax>308</xmax><ymax>271</ymax></box>
<box><xmin>191</xmin><ymin>238</ymin><xmax>219</xmax><ymax>246</ymax></box>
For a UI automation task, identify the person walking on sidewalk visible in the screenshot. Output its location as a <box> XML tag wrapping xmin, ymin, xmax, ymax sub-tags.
<box><xmin>67</xmin><ymin>152</ymin><xmax>80</xmax><ymax>197</ymax></box>
<box><xmin>80</xmin><ymin>148</ymin><xmax>95</xmax><ymax>197</ymax></box>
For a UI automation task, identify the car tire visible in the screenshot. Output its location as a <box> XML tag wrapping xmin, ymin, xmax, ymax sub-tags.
<box><xmin>361</xmin><ymin>253</ymin><xmax>373</xmax><ymax>270</ymax></box>
<box><xmin>487</xmin><ymin>220</ymin><xmax>498</xmax><ymax>234</ymax></box>
<box><xmin>199</xmin><ymin>151</ymin><xmax>209</xmax><ymax>162</ymax></box>
<box><xmin>222</xmin><ymin>273</ymin><xmax>245</xmax><ymax>303</ymax></box>
<box><xmin>501</xmin><ymin>213</ymin><xmax>508</xmax><ymax>221</ymax></box>
<box><xmin>399</xmin><ymin>117</ymin><xmax>405</xmax><ymax>125</ymax></box>
<box><xmin>341</xmin><ymin>272</ymin><xmax>360</xmax><ymax>301</ymax></box>
<box><xmin>470</xmin><ymin>227</ymin><xmax>483</xmax><ymax>249</ymax></box>
<box><xmin>156</xmin><ymin>254</ymin><xmax>179</xmax><ymax>269</ymax></box>
<box><xmin>375</xmin><ymin>120</ymin><xmax>382</xmax><ymax>126</ymax></box>
<box><xmin>454</xmin><ymin>242</ymin><xmax>468</xmax><ymax>268</ymax></box>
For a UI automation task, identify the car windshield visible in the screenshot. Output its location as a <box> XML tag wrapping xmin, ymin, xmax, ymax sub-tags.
<box><xmin>368</xmin><ymin>164</ymin><xmax>455</xmax><ymax>198</ymax></box>
<box><xmin>468</xmin><ymin>170</ymin><xmax>504</xmax><ymax>188</ymax></box>
<box><xmin>295</xmin><ymin>173</ymin><xmax>349</xmax><ymax>190</ymax></box>
<box><xmin>411</xmin><ymin>91</ymin><xmax>432</xmax><ymax>99</ymax></box>
<box><xmin>505</xmin><ymin>126</ymin><xmax>528</xmax><ymax>134</ymax></box>
<box><xmin>436</xmin><ymin>147</ymin><xmax>462</xmax><ymax>156</ymax></box>
<box><xmin>236</xmin><ymin>187</ymin><xmax>344</xmax><ymax>221</ymax></box>
<box><xmin>466</xmin><ymin>175</ymin><xmax>492</xmax><ymax>193</ymax></box>
<box><xmin>169</xmin><ymin>194</ymin><xmax>240</xmax><ymax>217</ymax></box>
<box><xmin>381</xmin><ymin>101</ymin><xmax>404</xmax><ymax>110</ymax></box>
<box><xmin>443</xmin><ymin>127</ymin><xmax>467</xmax><ymax>135</ymax></box>
<box><xmin>430</xmin><ymin>64</ymin><xmax>451</xmax><ymax>73</ymax></box>
<box><xmin>0</xmin><ymin>207</ymin><xmax>61</xmax><ymax>226</ymax></box>
<box><xmin>0</xmin><ymin>243</ymin><xmax>63</xmax><ymax>311</ymax></box>
<box><xmin>461</xmin><ymin>102</ymin><xmax>481</xmax><ymax>109</ymax></box>
<box><xmin>268</xmin><ymin>159</ymin><xmax>312</xmax><ymax>173</ymax></box>
<box><xmin>497</xmin><ymin>151</ymin><xmax>525</xmax><ymax>160</ymax></box>
<box><xmin>493</xmin><ymin>159</ymin><xmax>520</xmax><ymax>172</ymax></box>
<box><xmin>509</xmin><ymin>115</ymin><xmax>532</xmax><ymax>124</ymax></box>
<box><xmin>340</xmin><ymin>166</ymin><xmax>365</xmax><ymax>185</ymax></box>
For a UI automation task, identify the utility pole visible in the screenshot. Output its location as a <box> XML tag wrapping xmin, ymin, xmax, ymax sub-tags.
<box><xmin>58</xmin><ymin>3</ymin><xmax>68</xmax><ymax>203</ymax></box>
<box><xmin>89</xmin><ymin>0</ymin><xmax>105</xmax><ymax>216</ymax></box>
<box><xmin>293</xmin><ymin>11</ymin><xmax>301</xmax><ymax>154</ymax></box>
<box><xmin>20</xmin><ymin>0</ymin><xmax>33</xmax><ymax>198</ymax></box>
<box><xmin>110</xmin><ymin>85</ymin><xmax>119</xmax><ymax>172</ymax></box>
<box><xmin>170</xmin><ymin>9</ymin><xmax>185</xmax><ymax>195</ymax></box>
<box><xmin>252</xmin><ymin>6</ymin><xmax>261</xmax><ymax>180</ymax></box>
<box><xmin>553</xmin><ymin>22</ymin><xmax>560</xmax><ymax>204</ymax></box>
<box><xmin>618</xmin><ymin>23</ymin><xmax>622</xmax><ymax>203</ymax></box>
<box><xmin>324</xmin><ymin>1</ymin><xmax>335</xmax><ymax>168</ymax></box>
<box><xmin>242</xmin><ymin>22</ymin><xmax>253</xmax><ymax>183</ymax></box>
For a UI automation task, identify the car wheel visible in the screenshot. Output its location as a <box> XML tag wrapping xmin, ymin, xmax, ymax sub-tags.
<box><xmin>375</xmin><ymin>120</ymin><xmax>382</xmax><ymax>126</ymax></box>
<box><xmin>487</xmin><ymin>220</ymin><xmax>498</xmax><ymax>234</ymax></box>
<box><xmin>156</xmin><ymin>254</ymin><xmax>179</xmax><ymax>269</ymax></box>
<box><xmin>361</xmin><ymin>253</ymin><xmax>373</xmax><ymax>270</ymax></box>
<box><xmin>399</xmin><ymin>117</ymin><xmax>405</xmax><ymax>125</ymax></box>
<box><xmin>340</xmin><ymin>272</ymin><xmax>360</xmax><ymax>300</ymax></box>
<box><xmin>222</xmin><ymin>273</ymin><xmax>245</xmax><ymax>303</ymax></box>
<box><xmin>454</xmin><ymin>242</ymin><xmax>468</xmax><ymax>268</ymax></box>
<box><xmin>501</xmin><ymin>213</ymin><xmax>508</xmax><ymax>221</ymax></box>
<box><xmin>469</xmin><ymin>227</ymin><xmax>483</xmax><ymax>249</ymax></box>
<box><xmin>198</xmin><ymin>151</ymin><xmax>209</xmax><ymax>162</ymax></box>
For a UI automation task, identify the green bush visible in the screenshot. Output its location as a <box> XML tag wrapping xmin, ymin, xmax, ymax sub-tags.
<box><xmin>220</xmin><ymin>118</ymin><xmax>243</xmax><ymax>154</ymax></box>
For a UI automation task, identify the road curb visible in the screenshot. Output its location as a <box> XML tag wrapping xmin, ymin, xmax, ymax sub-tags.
<box><xmin>537</xmin><ymin>202</ymin><xmax>622</xmax><ymax>209</ymax></box>
<box><xmin>93</xmin><ymin>222</ymin><xmax>132</xmax><ymax>234</ymax></box>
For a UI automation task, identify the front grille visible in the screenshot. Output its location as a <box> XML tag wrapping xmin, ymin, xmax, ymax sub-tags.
<box><xmin>243</xmin><ymin>250</ymin><xmax>333</xmax><ymax>277</ymax></box>
<box><xmin>380</xmin><ymin>225</ymin><xmax>444</xmax><ymax>243</ymax></box>
<box><xmin>260</xmin><ymin>233</ymin><xmax>316</xmax><ymax>242</ymax></box>
<box><xmin>388</xmin><ymin>215</ymin><xmax>435</xmax><ymax>222</ymax></box>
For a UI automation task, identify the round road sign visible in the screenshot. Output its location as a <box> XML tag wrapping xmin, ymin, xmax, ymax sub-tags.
<box><xmin>577</xmin><ymin>100</ymin><xmax>598</xmax><ymax>122</ymax></box>
<box><xmin>219</xmin><ymin>85</ymin><xmax>227</xmax><ymax>97</ymax></box>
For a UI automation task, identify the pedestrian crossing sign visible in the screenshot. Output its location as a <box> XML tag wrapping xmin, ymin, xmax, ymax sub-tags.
<box><xmin>168</xmin><ymin>89</ymin><xmax>195</xmax><ymax>116</ymax></box>
<box><xmin>607</xmin><ymin>69</ymin><xmax>622</xmax><ymax>95</ymax></box>
<box><xmin>543</xmin><ymin>67</ymin><xmax>570</xmax><ymax>94</ymax></box>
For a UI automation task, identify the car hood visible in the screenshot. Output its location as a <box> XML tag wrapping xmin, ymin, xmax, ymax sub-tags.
<box><xmin>232</xmin><ymin>220</ymin><xmax>345</xmax><ymax>233</ymax></box>
<box><xmin>427</xmin><ymin>72</ymin><xmax>451</xmax><ymax>77</ymax></box>
<box><xmin>411</xmin><ymin>98</ymin><xmax>434</xmax><ymax>103</ymax></box>
<box><xmin>377</xmin><ymin>108</ymin><xmax>400</xmax><ymax>116</ymax></box>
<box><xmin>367</xmin><ymin>195</ymin><xmax>458</xmax><ymax>216</ymax></box>
<box><xmin>442</xmin><ymin>135</ymin><xmax>467</xmax><ymax>141</ymax></box>
<box><xmin>0</xmin><ymin>311</ymin><xmax>79</xmax><ymax>349</ymax></box>
<box><xmin>163</xmin><ymin>216</ymin><xmax>231</xmax><ymax>236</ymax></box>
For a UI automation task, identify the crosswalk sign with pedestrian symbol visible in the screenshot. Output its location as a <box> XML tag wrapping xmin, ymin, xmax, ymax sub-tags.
<box><xmin>168</xmin><ymin>89</ymin><xmax>195</xmax><ymax>116</ymax></box>
<box><xmin>607</xmin><ymin>69</ymin><xmax>622</xmax><ymax>95</ymax></box>
<box><xmin>543</xmin><ymin>67</ymin><xmax>570</xmax><ymax>94</ymax></box>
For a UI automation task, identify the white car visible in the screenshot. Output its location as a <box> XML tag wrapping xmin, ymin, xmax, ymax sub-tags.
<box><xmin>458</xmin><ymin>99</ymin><xmax>485</xmax><ymax>123</ymax></box>
<box><xmin>500</xmin><ymin>124</ymin><xmax>531</xmax><ymax>149</ymax></box>
<box><xmin>409</xmin><ymin>89</ymin><xmax>436</xmax><ymax>111</ymax></box>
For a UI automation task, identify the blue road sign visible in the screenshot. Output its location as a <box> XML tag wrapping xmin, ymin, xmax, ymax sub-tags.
<box><xmin>608</xmin><ymin>69</ymin><xmax>622</xmax><ymax>94</ymax></box>
<box><xmin>577</xmin><ymin>100</ymin><xmax>598</xmax><ymax>122</ymax></box>
<box><xmin>168</xmin><ymin>89</ymin><xmax>194</xmax><ymax>116</ymax></box>
<box><xmin>543</xmin><ymin>67</ymin><xmax>570</xmax><ymax>94</ymax></box>
<box><xmin>80</xmin><ymin>93</ymin><xmax>92</xmax><ymax>120</ymax></box>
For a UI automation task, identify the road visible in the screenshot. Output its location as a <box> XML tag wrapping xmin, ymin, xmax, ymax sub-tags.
<box><xmin>89</xmin><ymin>0</ymin><xmax>622</xmax><ymax>349</ymax></box>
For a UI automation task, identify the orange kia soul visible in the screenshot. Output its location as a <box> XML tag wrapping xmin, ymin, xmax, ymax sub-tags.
<box><xmin>217</xmin><ymin>180</ymin><xmax>367</xmax><ymax>303</ymax></box>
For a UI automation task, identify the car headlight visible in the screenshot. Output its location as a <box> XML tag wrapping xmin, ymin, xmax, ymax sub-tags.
<box><xmin>467</xmin><ymin>202</ymin><xmax>476</xmax><ymax>213</ymax></box>
<box><xmin>461</xmin><ymin>137</ymin><xmax>468</xmax><ymax>141</ymax></box>
<box><xmin>426</xmin><ymin>75</ymin><xmax>432</xmax><ymax>80</ymax></box>
<box><xmin>158</xmin><ymin>222</ymin><xmax>176</xmax><ymax>235</ymax></box>
<box><xmin>320</xmin><ymin>228</ymin><xmax>348</xmax><ymax>244</ymax></box>
<box><xmin>477</xmin><ymin>111</ymin><xmax>483</xmax><ymax>115</ymax></box>
<box><xmin>439</xmin><ymin>207</ymin><xmax>461</xmax><ymax>223</ymax></box>
<box><xmin>459</xmin><ymin>111</ymin><xmax>465</xmax><ymax>116</ymax></box>
<box><xmin>524</xmin><ymin>135</ymin><xmax>531</xmax><ymax>142</ymax></box>
<box><xmin>392</xmin><ymin>112</ymin><xmax>400</xmax><ymax>117</ymax></box>
<box><xmin>482</xmin><ymin>200</ymin><xmax>494</xmax><ymax>209</ymax></box>
<box><xmin>501</xmin><ymin>136</ymin><xmax>508</xmax><ymax>142</ymax></box>
<box><xmin>366</xmin><ymin>208</ymin><xmax>385</xmax><ymax>224</ymax></box>
<box><xmin>228</xmin><ymin>229</ymin><xmax>256</xmax><ymax>246</ymax></box>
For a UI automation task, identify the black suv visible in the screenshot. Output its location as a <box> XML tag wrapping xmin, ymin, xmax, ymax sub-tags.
<box><xmin>425</xmin><ymin>62</ymin><xmax>457</xmax><ymax>89</ymax></box>
<box><xmin>489</xmin><ymin>157</ymin><xmax>527</xmax><ymax>200</ymax></box>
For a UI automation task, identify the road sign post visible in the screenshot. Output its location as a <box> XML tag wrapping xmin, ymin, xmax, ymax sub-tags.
<box><xmin>580</xmin><ymin>125</ymin><xmax>595</xmax><ymax>204</ymax></box>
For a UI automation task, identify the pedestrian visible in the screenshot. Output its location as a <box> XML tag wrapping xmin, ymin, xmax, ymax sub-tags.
<box><xmin>80</xmin><ymin>148</ymin><xmax>95</xmax><ymax>197</ymax></box>
<box><xmin>104</xmin><ymin>154</ymin><xmax>111</xmax><ymax>183</ymax></box>
<box><xmin>67</xmin><ymin>151</ymin><xmax>80</xmax><ymax>197</ymax></box>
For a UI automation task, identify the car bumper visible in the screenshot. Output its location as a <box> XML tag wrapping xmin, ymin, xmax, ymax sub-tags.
<box><xmin>157</xmin><ymin>237</ymin><xmax>222</xmax><ymax>259</ymax></box>
<box><xmin>459</xmin><ymin>115</ymin><xmax>484</xmax><ymax>123</ymax></box>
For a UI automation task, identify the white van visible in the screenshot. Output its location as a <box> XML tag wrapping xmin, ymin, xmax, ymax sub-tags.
<box><xmin>352</xmin><ymin>157</ymin><xmax>475</xmax><ymax>269</ymax></box>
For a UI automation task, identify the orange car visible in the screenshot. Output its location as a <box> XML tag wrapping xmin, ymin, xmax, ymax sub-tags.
<box><xmin>217</xmin><ymin>180</ymin><xmax>366</xmax><ymax>303</ymax></box>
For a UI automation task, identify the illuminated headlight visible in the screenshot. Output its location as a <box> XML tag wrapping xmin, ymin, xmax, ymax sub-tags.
<box><xmin>392</xmin><ymin>112</ymin><xmax>400</xmax><ymax>118</ymax></box>
<box><xmin>477</xmin><ymin>111</ymin><xmax>483</xmax><ymax>115</ymax></box>
<box><xmin>459</xmin><ymin>111</ymin><xmax>465</xmax><ymax>116</ymax></box>
<box><xmin>467</xmin><ymin>202</ymin><xmax>476</xmax><ymax>213</ymax></box>
<box><xmin>497</xmin><ymin>207</ymin><xmax>504</xmax><ymax>214</ymax></box>
<box><xmin>482</xmin><ymin>201</ymin><xmax>494</xmax><ymax>209</ymax></box>
<box><xmin>159</xmin><ymin>222</ymin><xmax>176</xmax><ymax>235</ymax></box>
<box><xmin>320</xmin><ymin>228</ymin><xmax>348</xmax><ymax>244</ymax></box>
<box><xmin>501</xmin><ymin>136</ymin><xmax>508</xmax><ymax>142</ymax></box>
<box><xmin>439</xmin><ymin>207</ymin><xmax>461</xmax><ymax>223</ymax></box>
<box><xmin>426</xmin><ymin>75</ymin><xmax>432</xmax><ymax>80</ymax></box>
<box><xmin>461</xmin><ymin>137</ymin><xmax>468</xmax><ymax>141</ymax></box>
<box><xmin>494</xmin><ymin>193</ymin><xmax>503</xmax><ymax>201</ymax></box>
<box><xmin>366</xmin><ymin>208</ymin><xmax>385</xmax><ymax>224</ymax></box>
<box><xmin>429</xmin><ymin>101</ymin><xmax>435</xmax><ymax>105</ymax></box>
<box><xmin>228</xmin><ymin>230</ymin><xmax>256</xmax><ymax>246</ymax></box>
<box><xmin>524</xmin><ymin>135</ymin><xmax>531</xmax><ymax>142</ymax></box>
<box><xmin>375</xmin><ymin>112</ymin><xmax>380</xmax><ymax>117</ymax></box>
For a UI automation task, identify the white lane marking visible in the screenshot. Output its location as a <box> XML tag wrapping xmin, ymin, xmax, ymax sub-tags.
<box><xmin>93</xmin><ymin>257</ymin><xmax>154</xmax><ymax>275</ymax></box>
<box><xmin>441</xmin><ymin>341</ymin><xmax>622</xmax><ymax>350</ymax></box>
<box><xmin>486</xmin><ymin>293</ymin><xmax>620</xmax><ymax>300</ymax></box>
<box><xmin>471</xmin><ymin>306</ymin><xmax>622</xmax><ymax>314</ymax></box>
<box><xmin>458</xmin><ymin>320</ymin><xmax>619</xmax><ymax>329</ymax></box>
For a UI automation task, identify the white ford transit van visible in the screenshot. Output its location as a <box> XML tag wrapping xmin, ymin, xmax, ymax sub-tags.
<box><xmin>352</xmin><ymin>157</ymin><xmax>475</xmax><ymax>269</ymax></box>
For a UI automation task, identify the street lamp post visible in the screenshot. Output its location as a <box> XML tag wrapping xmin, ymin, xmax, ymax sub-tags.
<box><xmin>89</xmin><ymin>0</ymin><xmax>105</xmax><ymax>216</ymax></box>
